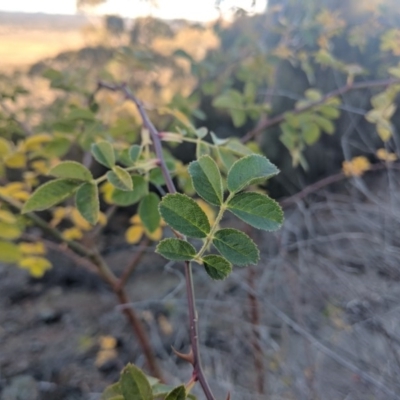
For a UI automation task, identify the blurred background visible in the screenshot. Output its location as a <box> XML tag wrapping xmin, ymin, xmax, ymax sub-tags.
<box><xmin>1</xmin><ymin>1</ymin><xmax>400</xmax><ymax>399</ymax></box>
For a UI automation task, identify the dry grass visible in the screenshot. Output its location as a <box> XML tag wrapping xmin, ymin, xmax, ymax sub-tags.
<box><xmin>0</xmin><ymin>12</ymin><xmax>94</xmax><ymax>72</ymax></box>
<box><xmin>0</xmin><ymin>27</ymin><xmax>86</xmax><ymax>70</ymax></box>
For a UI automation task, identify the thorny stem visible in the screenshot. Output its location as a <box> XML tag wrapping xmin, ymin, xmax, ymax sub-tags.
<box><xmin>241</xmin><ymin>77</ymin><xmax>400</xmax><ymax>143</ymax></box>
<box><xmin>0</xmin><ymin>192</ymin><xmax>163</xmax><ymax>381</ymax></box>
<box><xmin>97</xmin><ymin>81</ymin><xmax>217</xmax><ymax>400</ymax></box>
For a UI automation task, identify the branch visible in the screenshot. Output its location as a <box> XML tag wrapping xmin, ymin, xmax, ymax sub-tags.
<box><xmin>241</xmin><ymin>77</ymin><xmax>400</xmax><ymax>143</ymax></box>
<box><xmin>236</xmin><ymin>278</ymin><xmax>400</xmax><ymax>400</ymax></box>
<box><xmin>98</xmin><ymin>81</ymin><xmax>217</xmax><ymax>400</ymax></box>
<box><xmin>97</xmin><ymin>81</ymin><xmax>176</xmax><ymax>194</ymax></box>
<box><xmin>268</xmin><ymin>301</ymin><xmax>400</xmax><ymax>399</ymax></box>
<box><xmin>280</xmin><ymin>162</ymin><xmax>400</xmax><ymax>208</ymax></box>
<box><xmin>0</xmin><ymin>192</ymin><xmax>163</xmax><ymax>381</ymax></box>
<box><xmin>116</xmin><ymin>237</ymin><xmax>150</xmax><ymax>291</ymax></box>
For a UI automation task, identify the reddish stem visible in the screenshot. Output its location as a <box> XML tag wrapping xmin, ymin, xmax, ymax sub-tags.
<box><xmin>241</xmin><ymin>78</ymin><xmax>400</xmax><ymax>143</ymax></box>
<box><xmin>98</xmin><ymin>81</ymin><xmax>216</xmax><ymax>400</ymax></box>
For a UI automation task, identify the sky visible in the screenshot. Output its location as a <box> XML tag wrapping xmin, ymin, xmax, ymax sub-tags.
<box><xmin>0</xmin><ymin>0</ymin><xmax>267</xmax><ymax>21</ymax></box>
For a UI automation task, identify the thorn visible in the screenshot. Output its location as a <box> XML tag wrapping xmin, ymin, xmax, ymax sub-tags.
<box><xmin>171</xmin><ymin>346</ymin><xmax>194</xmax><ymax>365</ymax></box>
<box><xmin>225</xmin><ymin>391</ymin><xmax>231</xmax><ymax>400</ymax></box>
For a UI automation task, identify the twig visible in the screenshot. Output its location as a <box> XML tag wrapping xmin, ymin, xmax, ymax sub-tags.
<box><xmin>267</xmin><ymin>301</ymin><xmax>400</xmax><ymax>399</ymax></box>
<box><xmin>98</xmin><ymin>81</ymin><xmax>217</xmax><ymax>400</ymax></box>
<box><xmin>117</xmin><ymin>237</ymin><xmax>150</xmax><ymax>291</ymax></box>
<box><xmin>21</xmin><ymin>233</ymin><xmax>98</xmax><ymax>274</ymax></box>
<box><xmin>236</xmin><ymin>278</ymin><xmax>400</xmax><ymax>400</ymax></box>
<box><xmin>0</xmin><ymin>192</ymin><xmax>163</xmax><ymax>381</ymax></box>
<box><xmin>280</xmin><ymin>162</ymin><xmax>400</xmax><ymax>208</ymax></box>
<box><xmin>241</xmin><ymin>78</ymin><xmax>400</xmax><ymax>143</ymax></box>
<box><xmin>247</xmin><ymin>266</ymin><xmax>265</xmax><ymax>394</ymax></box>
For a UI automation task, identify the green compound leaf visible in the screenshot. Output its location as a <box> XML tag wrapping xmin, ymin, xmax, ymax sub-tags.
<box><xmin>129</xmin><ymin>144</ymin><xmax>142</xmax><ymax>162</ymax></box>
<box><xmin>22</xmin><ymin>179</ymin><xmax>81</xmax><ymax>213</ymax></box>
<box><xmin>75</xmin><ymin>182</ymin><xmax>99</xmax><ymax>225</ymax></box>
<box><xmin>314</xmin><ymin>115</ymin><xmax>335</xmax><ymax>134</ymax></box>
<box><xmin>156</xmin><ymin>238</ymin><xmax>196</xmax><ymax>261</ymax></box>
<box><xmin>302</xmin><ymin>122</ymin><xmax>320</xmax><ymax>145</ymax></box>
<box><xmin>0</xmin><ymin>241</ymin><xmax>22</xmax><ymax>263</ymax></box>
<box><xmin>227</xmin><ymin>192</ymin><xmax>283</xmax><ymax>231</ymax></box>
<box><xmin>165</xmin><ymin>385</ymin><xmax>187</xmax><ymax>400</ymax></box>
<box><xmin>91</xmin><ymin>141</ymin><xmax>115</xmax><ymax>168</ymax></box>
<box><xmin>159</xmin><ymin>193</ymin><xmax>210</xmax><ymax>238</ymax></box>
<box><xmin>188</xmin><ymin>155</ymin><xmax>223</xmax><ymax>206</ymax></box>
<box><xmin>227</xmin><ymin>154</ymin><xmax>279</xmax><ymax>194</ymax></box>
<box><xmin>49</xmin><ymin>161</ymin><xmax>93</xmax><ymax>181</ymax></box>
<box><xmin>203</xmin><ymin>254</ymin><xmax>232</xmax><ymax>280</ymax></box>
<box><xmin>138</xmin><ymin>193</ymin><xmax>160</xmax><ymax>233</ymax></box>
<box><xmin>120</xmin><ymin>364</ymin><xmax>152</xmax><ymax>400</ymax></box>
<box><xmin>212</xmin><ymin>228</ymin><xmax>259</xmax><ymax>266</ymax></box>
<box><xmin>111</xmin><ymin>175</ymin><xmax>148</xmax><ymax>206</ymax></box>
<box><xmin>107</xmin><ymin>166</ymin><xmax>133</xmax><ymax>191</ymax></box>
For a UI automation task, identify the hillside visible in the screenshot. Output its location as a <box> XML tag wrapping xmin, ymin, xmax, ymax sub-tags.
<box><xmin>0</xmin><ymin>12</ymin><xmax>91</xmax><ymax>70</ymax></box>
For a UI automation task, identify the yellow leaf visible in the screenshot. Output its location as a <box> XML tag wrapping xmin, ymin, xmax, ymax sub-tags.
<box><xmin>125</xmin><ymin>225</ymin><xmax>144</xmax><ymax>244</ymax></box>
<box><xmin>365</xmin><ymin>109</ymin><xmax>383</xmax><ymax>124</ymax></box>
<box><xmin>95</xmin><ymin>335</ymin><xmax>118</xmax><ymax>367</ymax></box>
<box><xmin>4</xmin><ymin>153</ymin><xmax>26</xmax><ymax>169</ymax></box>
<box><xmin>317</xmin><ymin>35</ymin><xmax>330</xmax><ymax>49</ymax></box>
<box><xmin>382</xmin><ymin>103</ymin><xmax>396</xmax><ymax>119</ymax></box>
<box><xmin>71</xmin><ymin>208</ymin><xmax>92</xmax><ymax>231</ymax></box>
<box><xmin>19</xmin><ymin>256</ymin><xmax>52</xmax><ymax>278</ymax></box>
<box><xmin>381</xmin><ymin>29</ymin><xmax>400</xmax><ymax>56</ymax></box>
<box><xmin>99</xmin><ymin>335</ymin><xmax>117</xmax><ymax>350</ymax></box>
<box><xmin>158</xmin><ymin>315</ymin><xmax>173</xmax><ymax>336</ymax></box>
<box><xmin>376</xmin><ymin>148</ymin><xmax>397</xmax><ymax>162</ymax></box>
<box><xmin>31</xmin><ymin>160</ymin><xmax>50</xmax><ymax>175</ymax></box>
<box><xmin>95</xmin><ymin>349</ymin><xmax>117</xmax><ymax>367</ymax></box>
<box><xmin>19</xmin><ymin>241</ymin><xmax>46</xmax><ymax>255</ymax></box>
<box><xmin>50</xmin><ymin>206</ymin><xmax>70</xmax><ymax>227</ymax></box>
<box><xmin>316</xmin><ymin>10</ymin><xmax>345</xmax><ymax>33</ymax></box>
<box><xmin>146</xmin><ymin>226</ymin><xmax>163</xmax><ymax>241</ymax></box>
<box><xmin>377</xmin><ymin>121</ymin><xmax>393</xmax><ymax>142</ymax></box>
<box><xmin>0</xmin><ymin>137</ymin><xmax>12</xmax><ymax>157</ymax></box>
<box><xmin>0</xmin><ymin>182</ymin><xmax>30</xmax><ymax>201</ymax></box>
<box><xmin>0</xmin><ymin>221</ymin><xmax>21</xmax><ymax>240</ymax></box>
<box><xmin>0</xmin><ymin>209</ymin><xmax>17</xmax><ymax>224</ymax></box>
<box><xmin>23</xmin><ymin>171</ymin><xmax>39</xmax><ymax>188</ymax></box>
<box><xmin>129</xmin><ymin>214</ymin><xmax>141</xmax><ymax>224</ymax></box>
<box><xmin>100</xmin><ymin>181</ymin><xmax>114</xmax><ymax>204</ymax></box>
<box><xmin>342</xmin><ymin>156</ymin><xmax>371</xmax><ymax>177</ymax></box>
<box><xmin>62</xmin><ymin>227</ymin><xmax>83</xmax><ymax>240</ymax></box>
<box><xmin>158</xmin><ymin>107</ymin><xmax>193</xmax><ymax>128</ymax></box>
<box><xmin>0</xmin><ymin>240</ymin><xmax>22</xmax><ymax>263</ymax></box>
<box><xmin>272</xmin><ymin>45</ymin><xmax>293</xmax><ymax>59</ymax></box>
<box><xmin>98</xmin><ymin>212</ymin><xmax>107</xmax><ymax>226</ymax></box>
<box><xmin>24</xmin><ymin>134</ymin><xmax>52</xmax><ymax>151</ymax></box>
<box><xmin>196</xmin><ymin>199</ymin><xmax>216</xmax><ymax>225</ymax></box>
<box><xmin>0</xmin><ymin>182</ymin><xmax>24</xmax><ymax>195</ymax></box>
<box><xmin>12</xmin><ymin>190</ymin><xmax>30</xmax><ymax>202</ymax></box>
